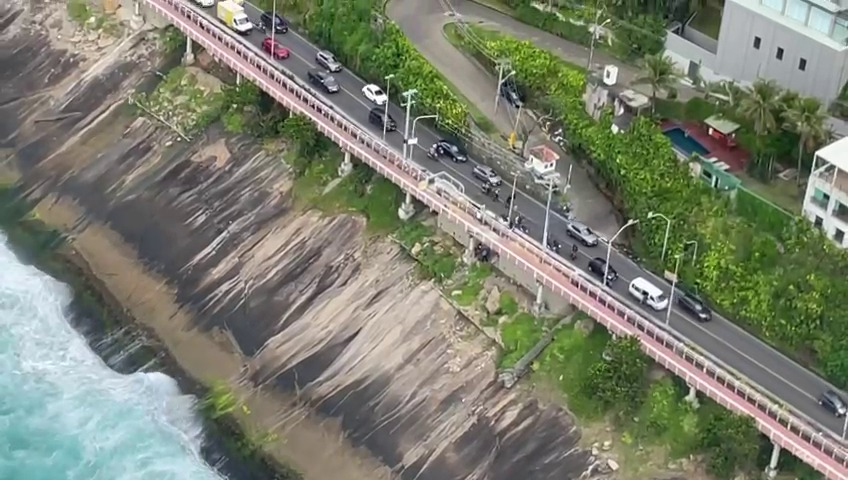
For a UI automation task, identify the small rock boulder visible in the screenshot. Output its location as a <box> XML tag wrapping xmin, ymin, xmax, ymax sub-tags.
<box><xmin>410</xmin><ymin>242</ymin><xmax>423</xmax><ymax>257</ymax></box>
<box><xmin>485</xmin><ymin>286</ymin><xmax>501</xmax><ymax>315</ymax></box>
<box><xmin>606</xmin><ymin>459</ymin><xmax>619</xmax><ymax>472</ymax></box>
<box><xmin>575</xmin><ymin>317</ymin><xmax>596</xmax><ymax>336</ymax></box>
<box><xmin>601</xmin><ymin>440</ymin><xmax>612</xmax><ymax>451</ymax></box>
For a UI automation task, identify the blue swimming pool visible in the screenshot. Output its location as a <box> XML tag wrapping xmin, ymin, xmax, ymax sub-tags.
<box><xmin>663</xmin><ymin>127</ymin><xmax>710</xmax><ymax>157</ymax></box>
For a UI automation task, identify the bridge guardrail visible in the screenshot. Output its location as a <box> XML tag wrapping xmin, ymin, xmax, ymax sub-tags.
<box><xmin>140</xmin><ymin>0</ymin><xmax>848</xmax><ymax>476</ymax></box>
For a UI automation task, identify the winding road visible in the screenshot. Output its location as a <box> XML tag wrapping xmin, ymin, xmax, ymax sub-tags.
<box><xmin>190</xmin><ymin>0</ymin><xmax>848</xmax><ymax>448</ymax></box>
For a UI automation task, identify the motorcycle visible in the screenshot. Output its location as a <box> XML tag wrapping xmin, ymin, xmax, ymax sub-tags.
<box><xmin>427</xmin><ymin>146</ymin><xmax>439</xmax><ymax>160</ymax></box>
<box><xmin>569</xmin><ymin>244</ymin><xmax>578</xmax><ymax>261</ymax></box>
<box><xmin>546</xmin><ymin>238</ymin><xmax>562</xmax><ymax>253</ymax></box>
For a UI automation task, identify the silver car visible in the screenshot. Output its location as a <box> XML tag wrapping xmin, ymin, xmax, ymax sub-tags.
<box><xmin>316</xmin><ymin>50</ymin><xmax>342</xmax><ymax>72</ymax></box>
<box><xmin>472</xmin><ymin>164</ymin><xmax>502</xmax><ymax>186</ymax></box>
<box><xmin>566</xmin><ymin>221</ymin><xmax>599</xmax><ymax>247</ymax></box>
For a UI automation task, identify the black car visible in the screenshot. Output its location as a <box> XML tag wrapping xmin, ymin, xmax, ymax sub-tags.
<box><xmin>819</xmin><ymin>390</ymin><xmax>848</xmax><ymax>417</ymax></box>
<box><xmin>259</xmin><ymin>11</ymin><xmax>288</xmax><ymax>33</ymax></box>
<box><xmin>307</xmin><ymin>69</ymin><xmax>339</xmax><ymax>94</ymax></box>
<box><xmin>368</xmin><ymin>107</ymin><xmax>396</xmax><ymax>131</ymax></box>
<box><xmin>432</xmin><ymin>139</ymin><xmax>468</xmax><ymax>162</ymax></box>
<box><xmin>587</xmin><ymin>257</ymin><xmax>617</xmax><ymax>285</ymax></box>
<box><xmin>499</xmin><ymin>82</ymin><xmax>524</xmax><ymax>108</ymax></box>
<box><xmin>677</xmin><ymin>291</ymin><xmax>712</xmax><ymax>322</ymax></box>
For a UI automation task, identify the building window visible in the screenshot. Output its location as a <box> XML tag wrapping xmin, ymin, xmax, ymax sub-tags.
<box><xmin>836</xmin><ymin>228</ymin><xmax>846</xmax><ymax>244</ymax></box>
<box><xmin>753</xmin><ymin>36</ymin><xmax>761</xmax><ymax>49</ymax></box>
<box><xmin>762</xmin><ymin>0</ymin><xmax>784</xmax><ymax>12</ymax></box>
<box><xmin>799</xmin><ymin>58</ymin><xmax>807</xmax><ymax>70</ymax></box>
<box><xmin>776</xmin><ymin>47</ymin><xmax>784</xmax><ymax>60</ymax></box>
<box><xmin>834</xmin><ymin>15</ymin><xmax>848</xmax><ymax>44</ymax></box>
<box><xmin>814</xmin><ymin>216</ymin><xmax>824</xmax><ymax>228</ymax></box>
<box><xmin>785</xmin><ymin>0</ymin><xmax>809</xmax><ymax>23</ymax></box>
<box><xmin>808</xmin><ymin>6</ymin><xmax>834</xmax><ymax>35</ymax></box>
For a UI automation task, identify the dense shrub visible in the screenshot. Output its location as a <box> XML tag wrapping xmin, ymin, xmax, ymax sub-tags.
<box><xmin>512</xmin><ymin>5</ymin><xmax>592</xmax><ymax>47</ymax></box>
<box><xmin>464</xmin><ymin>31</ymin><xmax>848</xmax><ymax>387</ymax></box>
<box><xmin>304</xmin><ymin>0</ymin><xmax>469</xmax><ymax>129</ymax></box>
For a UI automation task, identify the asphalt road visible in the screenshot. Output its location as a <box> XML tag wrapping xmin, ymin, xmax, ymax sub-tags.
<box><xmin>190</xmin><ymin>0</ymin><xmax>848</xmax><ymax>441</ymax></box>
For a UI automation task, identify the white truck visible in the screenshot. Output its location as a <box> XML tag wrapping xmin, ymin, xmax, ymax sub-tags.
<box><xmin>216</xmin><ymin>0</ymin><xmax>253</xmax><ymax>35</ymax></box>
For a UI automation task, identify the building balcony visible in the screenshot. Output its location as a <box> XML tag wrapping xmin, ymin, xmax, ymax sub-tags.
<box><xmin>812</xmin><ymin>165</ymin><xmax>848</xmax><ymax>197</ymax></box>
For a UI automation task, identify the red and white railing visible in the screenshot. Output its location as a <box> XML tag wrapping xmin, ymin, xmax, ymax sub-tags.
<box><xmin>140</xmin><ymin>0</ymin><xmax>848</xmax><ymax>476</ymax></box>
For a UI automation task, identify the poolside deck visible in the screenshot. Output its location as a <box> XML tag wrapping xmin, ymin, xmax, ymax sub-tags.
<box><xmin>660</xmin><ymin>120</ymin><xmax>749</xmax><ymax>172</ymax></box>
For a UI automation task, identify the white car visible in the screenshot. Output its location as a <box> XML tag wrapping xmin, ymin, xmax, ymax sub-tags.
<box><xmin>361</xmin><ymin>84</ymin><xmax>388</xmax><ymax>105</ymax></box>
<box><xmin>193</xmin><ymin>0</ymin><xmax>214</xmax><ymax>7</ymax></box>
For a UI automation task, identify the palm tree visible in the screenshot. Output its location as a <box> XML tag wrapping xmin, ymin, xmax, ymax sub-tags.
<box><xmin>739</xmin><ymin>79</ymin><xmax>782</xmax><ymax>176</ymax></box>
<box><xmin>783</xmin><ymin>96</ymin><xmax>829</xmax><ymax>186</ymax></box>
<box><xmin>634</xmin><ymin>53</ymin><xmax>682</xmax><ymax>115</ymax></box>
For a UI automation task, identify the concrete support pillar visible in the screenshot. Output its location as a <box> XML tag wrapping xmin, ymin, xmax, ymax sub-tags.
<box><xmin>236</xmin><ymin>72</ymin><xmax>242</xmax><ymax>85</ymax></box>
<box><xmin>765</xmin><ymin>444</ymin><xmax>780</xmax><ymax>479</ymax></box>
<box><xmin>464</xmin><ymin>237</ymin><xmax>479</xmax><ymax>264</ymax></box>
<box><xmin>134</xmin><ymin>0</ymin><xmax>140</xmax><ymax>16</ymax></box>
<box><xmin>532</xmin><ymin>284</ymin><xmax>545</xmax><ymax>316</ymax></box>
<box><xmin>338</xmin><ymin>151</ymin><xmax>353</xmax><ymax>177</ymax></box>
<box><xmin>398</xmin><ymin>191</ymin><xmax>415</xmax><ymax>221</ymax></box>
<box><xmin>685</xmin><ymin>385</ymin><xmax>700</xmax><ymax>408</ymax></box>
<box><xmin>182</xmin><ymin>37</ymin><xmax>195</xmax><ymax>66</ymax></box>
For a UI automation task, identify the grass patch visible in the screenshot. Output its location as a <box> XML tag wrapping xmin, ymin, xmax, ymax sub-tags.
<box><xmin>631</xmin><ymin>378</ymin><xmax>701</xmax><ymax>458</ymax></box>
<box><xmin>499</xmin><ymin>312</ymin><xmax>544</xmax><ymax>367</ymax></box>
<box><xmin>451</xmin><ymin>262</ymin><xmax>493</xmax><ymax>305</ymax></box>
<box><xmin>736</xmin><ymin>171</ymin><xmax>802</xmax><ymax>214</ymax></box>
<box><xmin>131</xmin><ymin>67</ymin><xmax>225</xmax><ymax>136</ymax></box>
<box><xmin>497</xmin><ymin>291</ymin><xmax>519</xmax><ymax>316</ymax></box>
<box><xmin>532</xmin><ymin>317</ymin><xmax>610</xmax><ymax>418</ymax></box>
<box><xmin>395</xmin><ymin>221</ymin><xmax>434</xmax><ymax>248</ymax></box>
<box><xmin>67</xmin><ymin>0</ymin><xmax>91</xmax><ymax>24</ymax></box>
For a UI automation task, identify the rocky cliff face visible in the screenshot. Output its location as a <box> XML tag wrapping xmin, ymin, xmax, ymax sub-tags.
<box><xmin>0</xmin><ymin>4</ymin><xmax>591</xmax><ymax>479</ymax></box>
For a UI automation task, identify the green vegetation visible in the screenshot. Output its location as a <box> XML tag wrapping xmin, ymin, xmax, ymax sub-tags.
<box><xmin>451</xmin><ymin>262</ymin><xmax>493</xmax><ymax>305</ymax></box>
<box><xmin>131</xmin><ymin>67</ymin><xmax>225</xmax><ymax>136</ymax></box>
<box><xmin>200</xmin><ymin>380</ymin><xmax>241</xmax><ymax>419</ymax></box>
<box><xmin>303</xmin><ymin>0</ymin><xmax>470</xmax><ymax>132</ymax></box>
<box><xmin>67</xmin><ymin>0</ymin><xmax>91</xmax><ymax>24</ymax></box>
<box><xmin>456</xmin><ymin>28</ymin><xmax>848</xmax><ymax>394</ymax></box>
<box><xmin>494</xmin><ymin>0</ymin><xmax>667</xmax><ymax>61</ymax></box>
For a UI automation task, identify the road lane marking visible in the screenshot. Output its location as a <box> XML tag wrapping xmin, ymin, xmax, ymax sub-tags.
<box><xmin>208</xmin><ymin>0</ymin><xmax>832</xmax><ymax>427</ymax></box>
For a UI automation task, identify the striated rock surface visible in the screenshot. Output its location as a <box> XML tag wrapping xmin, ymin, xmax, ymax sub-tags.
<box><xmin>0</xmin><ymin>3</ymin><xmax>591</xmax><ymax>480</ymax></box>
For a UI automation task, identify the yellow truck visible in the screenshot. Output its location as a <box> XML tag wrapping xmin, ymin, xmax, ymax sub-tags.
<box><xmin>216</xmin><ymin>0</ymin><xmax>253</xmax><ymax>35</ymax></box>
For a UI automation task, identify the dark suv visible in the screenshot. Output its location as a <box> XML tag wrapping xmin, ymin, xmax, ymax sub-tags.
<box><xmin>499</xmin><ymin>82</ymin><xmax>524</xmax><ymax>108</ymax></box>
<box><xmin>432</xmin><ymin>139</ymin><xmax>468</xmax><ymax>163</ymax></box>
<box><xmin>819</xmin><ymin>390</ymin><xmax>848</xmax><ymax>417</ymax></box>
<box><xmin>368</xmin><ymin>107</ymin><xmax>396</xmax><ymax>131</ymax></box>
<box><xmin>588</xmin><ymin>257</ymin><xmax>617</xmax><ymax>285</ymax></box>
<box><xmin>307</xmin><ymin>69</ymin><xmax>339</xmax><ymax>94</ymax></box>
<box><xmin>677</xmin><ymin>291</ymin><xmax>712</xmax><ymax>322</ymax></box>
<box><xmin>259</xmin><ymin>11</ymin><xmax>288</xmax><ymax>33</ymax></box>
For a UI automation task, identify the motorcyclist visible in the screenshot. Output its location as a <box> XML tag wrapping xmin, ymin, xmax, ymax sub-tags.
<box><xmin>481</xmin><ymin>183</ymin><xmax>491</xmax><ymax>195</ymax></box>
<box><xmin>428</xmin><ymin>144</ymin><xmax>438</xmax><ymax>159</ymax></box>
<box><xmin>570</xmin><ymin>243</ymin><xmax>578</xmax><ymax>260</ymax></box>
<box><xmin>493</xmin><ymin>188</ymin><xmax>500</xmax><ymax>202</ymax></box>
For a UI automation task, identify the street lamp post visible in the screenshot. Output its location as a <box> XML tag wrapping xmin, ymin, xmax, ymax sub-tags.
<box><xmin>842</xmin><ymin>414</ymin><xmax>848</xmax><ymax>440</ymax></box>
<box><xmin>495</xmin><ymin>60</ymin><xmax>515</xmax><ymax>112</ymax></box>
<box><xmin>587</xmin><ymin>12</ymin><xmax>611</xmax><ymax>72</ymax></box>
<box><xmin>542</xmin><ymin>180</ymin><xmax>554</xmax><ymax>250</ymax></box>
<box><xmin>270</xmin><ymin>0</ymin><xmax>277</xmax><ymax>46</ymax></box>
<box><xmin>647</xmin><ymin>211</ymin><xmax>671</xmax><ymax>263</ymax></box>
<box><xmin>383</xmin><ymin>73</ymin><xmax>395</xmax><ymax>140</ymax></box>
<box><xmin>507</xmin><ymin>176</ymin><xmax>518</xmax><ymax>222</ymax></box>
<box><xmin>401</xmin><ymin>89</ymin><xmax>418</xmax><ymax>161</ymax></box>
<box><xmin>409</xmin><ymin>115</ymin><xmax>438</xmax><ymax>161</ymax></box>
<box><xmin>666</xmin><ymin>254</ymin><xmax>683</xmax><ymax>325</ymax></box>
<box><xmin>605</xmin><ymin>219</ymin><xmax>639</xmax><ymax>286</ymax></box>
<box><xmin>684</xmin><ymin>240</ymin><xmax>698</xmax><ymax>267</ymax></box>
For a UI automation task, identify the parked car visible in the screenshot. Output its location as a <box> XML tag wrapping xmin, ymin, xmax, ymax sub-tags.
<box><xmin>565</xmin><ymin>221</ymin><xmax>599</xmax><ymax>247</ymax></box>
<box><xmin>259</xmin><ymin>11</ymin><xmax>288</xmax><ymax>33</ymax></box>
<box><xmin>588</xmin><ymin>257</ymin><xmax>617</xmax><ymax>285</ymax></box>
<box><xmin>192</xmin><ymin>0</ymin><xmax>215</xmax><ymax>8</ymax></box>
<box><xmin>499</xmin><ymin>81</ymin><xmax>524</xmax><ymax>108</ymax></box>
<box><xmin>307</xmin><ymin>69</ymin><xmax>339</xmax><ymax>94</ymax></box>
<box><xmin>368</xmin><ymin>107</ymin><xmax>396</xmax><ymax>131</ymax></box>
<box><xmin>677</xmin><ymin>291</ymin><xmax>712</xmax><ymax>322</ymax></box>
<box><xmin>316</xmin><ymin>50</ymin><xmax>342</xmax><ymax>72</ymax></box>
<box><xmin>432</xmin><ymin>139</ymin><xmax>468</xmax><ymax>163</ymax></box>
<box><xmin>819</xmin><ymin>390</ymin><xmax>848</xmax><ymax>417</ymax></box>
<box><xmin>261</xmin><ymin>37</ymin><xmax>290</xmax><ymax>60</ymax></box>
<box><xmin>472</xmin><ymin>165</ymin><xmax>502</xmax><ymax>186</ymax></box>
<box><xmin>361</xmin><ymin>84</ymin><xmax>388</xmax><ymax>105</ymax></box>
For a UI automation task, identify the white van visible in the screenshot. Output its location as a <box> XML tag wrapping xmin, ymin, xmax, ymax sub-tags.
<box><xmin>628</xmin><ymin>277</ymin><xmax>669</xmax><ymax>311</ymax></box>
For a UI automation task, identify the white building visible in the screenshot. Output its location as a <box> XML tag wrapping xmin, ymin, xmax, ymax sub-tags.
<box><xmin>803</xmin><ymin>137</ymin><xmax>848</xmax><ymax>247</ymax></box>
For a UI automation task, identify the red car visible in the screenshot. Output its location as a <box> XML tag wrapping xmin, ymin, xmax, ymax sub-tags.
<box><xmin>261</xmin><ymin>37</ymin><xmax>290</xmax><ymax>60</ymax></box>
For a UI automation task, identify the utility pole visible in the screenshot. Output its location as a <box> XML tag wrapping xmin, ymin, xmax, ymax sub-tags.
<box><xmin>587</xmin><ymin>9</ymin><xmax>609</xmax><ymax>73</ymax></box>
<box><xmin>383</xmin><ymin>74</ymin><xmax>395</xmax><ymax>140</ymax></box>
<box><xmin>271</xmin><ymin>0</ymin><xmax>277</xmax><ymax>47</ymax></box>
<box><xmin>401</xmin><ymin>89</ymin><xmax>418</xmax><ymax>161</ymax></box>
<box><xmin>494</xmin><ymin>59</ymin><xmax>511</xmax><ymax>113</ymax></box>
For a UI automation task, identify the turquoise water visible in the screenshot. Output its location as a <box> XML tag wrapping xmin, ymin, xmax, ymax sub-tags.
<box><xmin>663</xmin><ymin>127</ymin><xmax>710</xmax><ymax>157</ymax></box>
<box><xmin>0</xmin><ymin>233</ymin><xmax>225</xmax><ymax>480</ymax></box>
